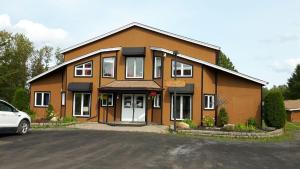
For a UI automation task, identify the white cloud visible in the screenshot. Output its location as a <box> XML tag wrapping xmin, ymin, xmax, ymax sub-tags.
<box><xmin>0</xmin><ymin>14</ymin><xmax>70</xmax><ymax>48</ymax></box>
<box><xmin>272</xmin><ymin>58</ymin><xmax>300</xmax><ymax>73</ymax></box>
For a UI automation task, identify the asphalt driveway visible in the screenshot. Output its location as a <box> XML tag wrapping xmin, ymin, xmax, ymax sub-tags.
<box><xmin>0</xmin><ymin>130</ymin><xmax>300</xmax><ymax>169</ymax></box>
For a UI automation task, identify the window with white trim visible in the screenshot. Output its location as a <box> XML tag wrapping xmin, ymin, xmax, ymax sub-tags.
<box><xmin>61</xmin><ymin>92</ymin><xmax>66</xmax><ymax>106</ymax></box>
<box><xmin>172</xmin><ymin>61</ymin><xmax>192</xmax><ymax>77</ymax></box>
<box><xmin>204</xmin><ymin>95</ymin><xmax>215</xmax><ymax>109</ymax></box>
<box><xmin>75</xmin><ymin>62</ymin><xmax>92</xmax><ymax>77</ymax></box>
<box><xmin>126</xmin><ymin>57</ymin><xmax>144</xmax><ymax>78</ymax></box>
<box><xmin>103</xmin><ymin>57</ymin><xmax>115</xmax><ymax>78</ymax></box>
<box><xmin>101</xmin><ymin>93</ymin><xmax>113</xmax><ymax>106</ymax></box>
<box><xmin>171</xmin><ymin>94</ymin><xmax>192</xmax><ymax>120</ymax></box>
<box><xmin>35</xmin><ymin>92</ymin><xmax>50</xmax><ymax>107</ymax></box>
<box><xmin>73</xmin><ymin>93</ymin><xmax>91</xmax><ymax>117</ymax></box>
<box><xmin>153</xmin><ymin>94</ymin><xmax>160</xmax><ymax>108</ymax></box>
<box><xmin>154</xmin><ymin>57</ymin><xmax>162</xmax><ymax>78</ymax></box>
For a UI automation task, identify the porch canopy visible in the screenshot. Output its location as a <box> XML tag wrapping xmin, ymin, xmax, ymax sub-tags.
<box><xmin>122</xmin><ymin>47</ymin><xmax>145</xmax><ymax>56</ymax></box>
<box><xmin>99</xmin><ymin>80</ymin><xmax>161</xmax><ymax>92</ymax></box>
<box><xmin>168</xmin><ymin>83</ymin><xmax>194</xmax><ymax>94</ymax></box>
<box><xmin>68</xmin><ymin>82</ymin><xmax>93</xmax><ymax>91</ymax></box>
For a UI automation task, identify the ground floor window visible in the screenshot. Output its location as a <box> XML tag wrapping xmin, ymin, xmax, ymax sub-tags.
<box><xmin>153</xmin><ymin>94</ymin><xmax>160</xmax><ymax>108</ymax></box>
<box><xmin>171</xmin><ymin>94</ymin><xmax>192</xmax><ymax>120</ymax></box>
<box><xmin>204</xmin><ymin>94</ymin><xmax>215</xmax><ymax>109</ymax></box>
<box><xmin>34</xmin><ymin>92</ymin><xmax>50</xmax><ymax>107</ymax></box>
<box><xmin>73</xmin><ymin>93</ymin><xmax>91</xmax><ymax>117</ymax></box>
<box><xmin>101</xmin><ymin>93</ymin><xmax>113</xmax><ymax>106</ymax></box>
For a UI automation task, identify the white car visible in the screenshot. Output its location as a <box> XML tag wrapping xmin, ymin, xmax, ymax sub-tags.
<box><xmin>0</xmin><ymin>99</ymin><xmax>31</xmax><ymax>134</ymax></box>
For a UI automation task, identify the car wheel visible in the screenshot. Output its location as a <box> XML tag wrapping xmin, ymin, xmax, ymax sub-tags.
<box><xmin>17</xmin><ymin>120</ymin><xmax>30</xmax><ymax>135</ymax></box>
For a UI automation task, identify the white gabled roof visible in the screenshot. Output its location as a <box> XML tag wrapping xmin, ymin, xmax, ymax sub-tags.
<box><xmin>60</xmin><ymin>22</ymin><xmax>220</xmax><ymax>54</ymax></box>
<box><xmin>150</xmin><ymin>47</ymin><xmax>268</xmax><ymax>85</ymax></box>
<box><xmin>27</xmin><ymin>47</ymin><xmax>121</xmax><ymax>83</ymax></box>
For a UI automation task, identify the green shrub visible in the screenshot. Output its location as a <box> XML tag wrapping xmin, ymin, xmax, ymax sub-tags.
<box><xmin>182</xmin><ymin>119</ymin><xmax>197</xmax><ymax>129</ymax></box>
<box><xmin>235</xmin><ymin>124</ymin><xmax>256</xmax><ymax>132</ymax></box>
<box><xmin>27</xmin><ymin>109</ymin><xmax>36</xmax><ymax>121</ymax></box>
<box><xmin>247</xmin><ymin>118</ymin><xmax>257</xmax><ymax>127</ymax></box>
<box><xmin>263</xmin><ymin>90</ymin><xmax>286</xmax><ymax>129</ymax></box>
<box><xmin>12</xmin><ymin>88</ymin><xmax>29</xmax><ymax>111</ymax></box>
<box><xmin>203</xmin><ymin>116</ymin><xmax>215</xmax><ymax>127</ymax></box>
<box><xmin>217</xmin><ymin>107</ymin><xmax>229</xmax><ymax>127</ymax></box>
<box><xmin>46</xmin><ymin>104</ymin><xmax>55</xmax><ymax>120</ymax></box>
<box><xmin>61</xmin><ymin>117</ymin><xmax>77</xmax><ymax>123</ymax></box>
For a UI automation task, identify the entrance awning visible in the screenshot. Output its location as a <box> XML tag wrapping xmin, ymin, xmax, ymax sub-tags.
<box><xmin>100</xmin><ymin>81</ymin><xmax>161</xmax><ymax>91</ymax></box>
<box><xmin>168</xmin><ymin>83</ymin><xmax>194</xmax><ymax>94</ymax></box>
<box><xmin>122</xmin><ymin>47</ymin><xmax>145</xmax><ymax>56</ymax></box>
<box><xmin>68</xmin><ymin>82</ymin><xmax>93</xmax><ymax>91</ymax></box>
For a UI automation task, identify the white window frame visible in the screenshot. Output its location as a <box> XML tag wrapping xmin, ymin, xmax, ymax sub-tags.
<box><xmin>154</xmin><ymin>57</ymin><xmax>162</xmax><ymax>78</ymax></box>
<box><xmin>102</xmin><ymin>57</ymin><xmax>115</xmax><ymax>78</ymax></box>
<box><xmin>101</xmin><ymin>93</ymin><xmax>114</xmax><ymax>106</ymax></box>
<box><xmin>61</xmin><ymin>92</ymin><xmax>66</xmax><ymax>106</ymax></box>
<box><xmin>126</xmin><ymin>57</ymin><xmax>144</xmax><ymax>78</ymax></box>
<box><xmin>171</xmin><ymin>61</ymin><xmax>193</xmax><ymax>77</ymax></box>
<box><xmin>153</xmin><ymin>94</ymin><xmax>160</xmax><ymax>108</ymax></box>
<box><xmin>171</xmin><ymin>94</ymin><xmax>192</xmax><ymax>120</ymax></box>
<box><xmin>73</xmin><ymin>93</ymin><xmax>91</xmax><ymax>117</ymax></box>
<box><xmin>34</xmin><ymin>92</ymin><xmax>50</xmax><ymax>107</ymax></box>
<box><xmin>204</xmin><ymin>95</ymin><xmax>215</xmax><ymax>109</ymax></box>
<box><xmin>74</xmin><ymin>62</ymin><xmax>92</xmax><ymax>77</ymax></box>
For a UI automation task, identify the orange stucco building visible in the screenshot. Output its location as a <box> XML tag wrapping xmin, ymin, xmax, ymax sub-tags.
<box><xmin>28</xmin><ymin>23</ymin><xmax>267</xmax><ymax>126</ymax></box>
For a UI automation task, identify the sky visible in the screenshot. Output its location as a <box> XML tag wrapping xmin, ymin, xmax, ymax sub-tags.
<box><xmin>0</xmin><ymin>0</ymin><xmax>300</xmax><ymax>88</ymax></box>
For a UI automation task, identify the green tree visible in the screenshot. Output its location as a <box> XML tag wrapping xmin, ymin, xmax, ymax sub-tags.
<box><xmin>0</xmin><ymin>31</ymin><xmax>33</xmax><ymax>101</ymax></box>
<box><xmin>217</xmin><ymin>107</ymin><xmax>229</xmax><ymax>127</ymax></box>
<box><xmin>55</xmin><ymin>47</ymin><xmax>64</xmax><ymax>65</ymax></box>
<box><xmin>285</xmin><ymin>64</ymin><xmax>300</xmax><ymax>99</ymax></box>
<box><xmin>30</xmin><ymin>46</ymin><xmax>53</xmax><ymax>77</ymax></box>
<box><xmin>263</xmin><ymin>90</ymin><xmax>286</xmax><ymax>128</ymax></box>
<box><xmin>12</xmin><ymin>88</ymin><xmax>29</xmax><ymax>111</ymax></box>
<box><xmin>218</xmin><ymin>52</ymin><xmax>237</xmax><ymax>72</ymax></box>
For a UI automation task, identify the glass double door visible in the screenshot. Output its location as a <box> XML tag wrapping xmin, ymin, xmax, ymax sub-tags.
<box><xmin>122</xmin><ymin>94</ymin><xmax>146</xmax><ymax>122</ymax></box>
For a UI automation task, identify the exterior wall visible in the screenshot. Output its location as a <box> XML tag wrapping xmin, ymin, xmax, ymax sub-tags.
<box><xmin>217</xmin><ymin>71</ymin><xmax>262</xmax><ymax>126</ymax></box>
<box><xmin>63</xmin><ymin>27</ymin><xmax>218</xmax><ymax>65</ymax></box>
<box><xmin>30</xmin><ymin>71</ymin><xmax>63</xmax><ymax>120</ymax></box>
<box><xmin>287</xmin><ymin>110</ymin><xmax>300</xmax><ymax>122</ymax></box>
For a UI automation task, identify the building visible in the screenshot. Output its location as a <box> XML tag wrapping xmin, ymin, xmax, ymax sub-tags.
<box><xmin>27</xmin><ymin>22</ymin><xmax>268</xmax><ymax>126</ymax></box>
<box><xmin>284</xmin><ymin>100</ymin><xmax>300</xmax><ymax>122</ymax></box>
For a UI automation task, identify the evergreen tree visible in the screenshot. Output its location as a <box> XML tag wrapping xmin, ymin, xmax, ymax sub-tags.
<box><xmin>55</xmin><ymin>47</ymin><xmax>64</xmax><ymax>65</ymax></box>
<box><xmin>286</xmin><ymin>64</ymin><xmax>300</xmax><ymax>99</ymax></box>
<box><xmin>218</xmin><ymin>52</ymin><xmax>237</xmax><ymax>72</ymax></box>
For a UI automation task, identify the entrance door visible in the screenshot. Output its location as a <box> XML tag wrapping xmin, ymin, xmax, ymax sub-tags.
<box><xmin>121</xmin><ymin>94</ymin><xmax>146</xmax><ymax>122</ymax></box>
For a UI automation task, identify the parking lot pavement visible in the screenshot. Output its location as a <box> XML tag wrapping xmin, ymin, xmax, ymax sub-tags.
<box><xmin>0</xmin><ymin>130</ymin><xmax>300</xmax><ymax>169</ymax></box>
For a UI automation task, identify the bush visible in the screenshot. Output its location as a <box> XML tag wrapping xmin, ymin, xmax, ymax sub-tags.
<box><xmin>46</xmin><ymin>104</ymin><xmax>55</xmax><ymax>120</ymax></box>
<box><xmin>263</xmin><ymin>90</ymin><xmax>286</xmax><ymax>129</ymax></box>
<box><xmin>217</xmin><ymin>107</ymin><xmax>229</xmax><ymax>127</ymax></box>
<box><xmin>235</xmin><ymin>124</ymin><xmax>256</xmax><ymax>132</ymax></box>
<box><xmin>203</xmin><ymin>116</ymin><xmax>215</xmax><ymax>127</ymax></box>
<box><xmin>27</xmin><ymin>109</ymin><xmax>36</xmax><ymax>121</ymax></box>
<box><xmin>247</xmin><ymin>118</ymin><xmax>257</xmax><ymax>127</ymax></box>
<box><xmin>61</xmin><ymin>117</ymin><xmax>77</xmax><ymax>123</ymax></box>
<box><xmin>182</xmin><ymin>119</ymin><xmax>197</xmax><ymax>129</ymax></box>
<box><xmin>12</xmin><ymin>88</ymin><xmax>29</xmax><ymax>111</ymax></box>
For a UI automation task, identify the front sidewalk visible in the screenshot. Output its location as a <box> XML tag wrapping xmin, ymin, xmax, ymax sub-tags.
<box><xmin>67</xmin><ymin>122</ymin><xmax>169</xmax><ymax>134</ymax></box>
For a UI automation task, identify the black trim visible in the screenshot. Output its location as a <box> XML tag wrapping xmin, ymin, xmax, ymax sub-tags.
<box><xmin>214</xmin><ymin>71</ymin><xmax>218</xmax><ymax>126</ymax></box>
<box><xmin>261</xmin><ymin>85</ymin><xmax>263</xmax><ymax>128</ymax></box>
<box><xmin>68</xmin><ymin>82</ymin><xmax>93</xmax><ymax>92</ymax></box>
<box><xmin>201</xmin><ymin>65</ymin><xmax>204</xmax><ymax>126</ymax></box>
<box><xmin>33</xmin><ymin>91</ymin><xmax>51</xmax><ymax>108</ymax></box>
<box><xmin>101</xmin><ymin>56</ymin><xmax>116</xmax><ymax>79</ymax></box>
<box><xmin>0</xmin><ymin>127</ymin><xmax>18</xmax><ymax>133</ymax></box>
<box><xmin>171</xmin><ymin>59</ymin><xmax>193</xmax><ymax>78</ymax></box>
<box><xmin>122</xmin><ymin>47</ymin><xmax>145</xmax><ymax>56</ymax></box>
<box><xmin>74</xmin><ymin>60</ymin><xmax>93</xmax><ymax>78</ymax></box>
<box><xmin>168</xmin><ymin>84</ymin><xmax>194</xmax><ymax>94</ymax></box>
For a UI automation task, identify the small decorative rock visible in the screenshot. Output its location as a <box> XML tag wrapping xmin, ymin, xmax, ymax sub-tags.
<box><xmin>50</xmin><ymin>117</ymin><xmax>58</xmax><ymax>122</ymax></box>
<box><xmin>177</xmin><ymin>122</ymin><xmax>190</xmax><ymax>129</ymax></box>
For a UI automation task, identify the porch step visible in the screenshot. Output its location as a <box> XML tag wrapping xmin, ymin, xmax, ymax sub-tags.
<box><xmin>107</xmin><ymin>121</ymin><xmax>146</xmax><ymax>127</ymax></box>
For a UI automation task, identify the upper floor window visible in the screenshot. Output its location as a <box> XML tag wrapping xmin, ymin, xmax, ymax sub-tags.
<box><xmin>172</xmin><ymin>61</ymin><xmax>192</xmax><ymax>77</ymax></box>
<box><xmin>75</xmin><ymin>62</ymin><xmax>92</xmax><ymax>77</ymax></box>
<box><xmin>35</xmin><ymin>92</ymin><xmax>50</xmax><ymax>107</ymax></box>
<box><xmin>102</xmin><ymin>57</ymin><xmax>115</xmax><ymax>78</ymax></box>
<box><xmin>204</xmin><ymin>94</ymin><xmax>215</xmax><ymax>109</ymax></box>
<box><xmin>126</xmin><ymin>57</ymin><xmax>144</xmax><ymax>78</ymax></box>
<box><xmin>154</xmin><ymin>57</ymin><xmax>162</xmax><ymax>78</ymax></box>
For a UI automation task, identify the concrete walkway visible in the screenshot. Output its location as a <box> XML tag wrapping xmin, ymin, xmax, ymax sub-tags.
<box><xmin>67</xmin><ymin>122</ymin><xmax>169</xmax><ymax>134</ymax></box>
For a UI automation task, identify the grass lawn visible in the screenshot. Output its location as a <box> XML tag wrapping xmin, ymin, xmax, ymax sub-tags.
<box><xmin>175</xmin><ymin>122</ymin><xmax>300</xmax><ymax>143</ymax></box>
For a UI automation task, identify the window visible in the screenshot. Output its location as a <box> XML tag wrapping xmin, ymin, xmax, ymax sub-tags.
<box><xmin>171</xmin><ymin>95</ymin><xmax>192</xmax><ymax>120</ymax></box>
<box><xmin>35</xmin><ymin>92</ymin><xmax>50</xmax><ymax>107</ymax></box>
<box><xmin>101</xmin><ymin>93</ymin><xmax>113</xmax><ymax>106</ymax></box>
<box><xmin>172</xmin><ymin>61</ymin><xmax>192</xmax><ymax>77</ymax></box>
<box><xmin>103</xmin><ymin>57</ymin><xmax>115</xmax><ymax>78</ymax></box>
<box><xmin>75</xmin><ymin>62</ymin><xmax>92</xmax><ymax>77</ymax></box>
<box><xmin>61</xmin><ymin>92</ymin><xmax>66</xmax><ymax>106</ymax></box>
<box><xmin>0</xmin><ymin>101</ymin><xmax>14</xmax><ymax>112</ymax></box>
<box><xmin>153</xmin><ymin>94</ymin><xmax>160</xmax><ymax>108</ymax></box>
<box><xmin>73</xmin><ymin>93</ymin><xmax>91</xmax><ymax>117</ymax></box>
<box><xmin>204</xmin><ymin>95</ymin><xmax>215</xmax><ymax>109</ymax></box>
<box><xmin>126</xmin><ymin>57</ymin><xmax>144</xmax><ymax>78</ymax></box>
<box><xmin>154</xmin><ymin>57</ymin><xmax>162</xmax><ymax>78</ymax></box>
